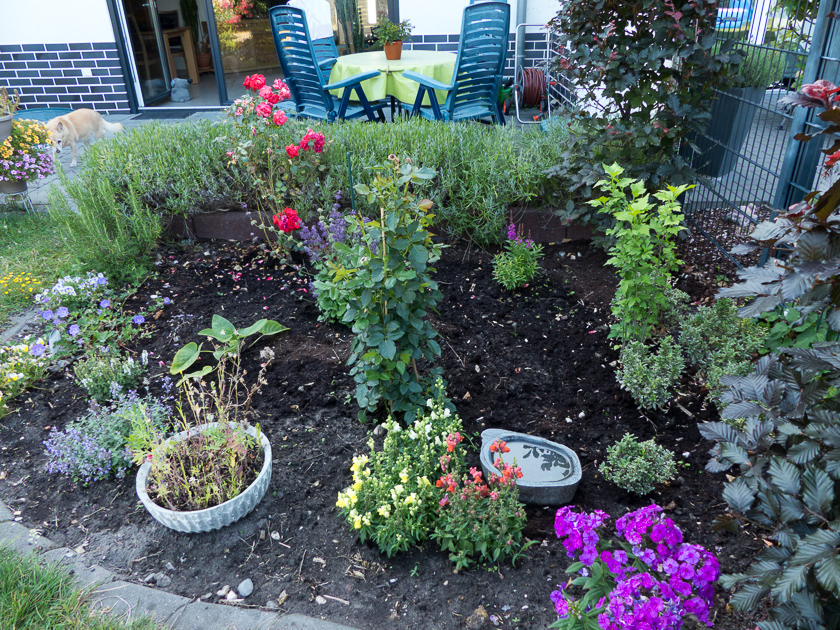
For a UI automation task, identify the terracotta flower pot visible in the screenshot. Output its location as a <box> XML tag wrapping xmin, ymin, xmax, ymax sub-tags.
<box><xmin>136</xmin><ymin>422</ymin><xmax>272</xmax><ymax>533</ymax></box>
<box><xmin>384</xmin><ymin>41</ymin><xmax>403</xmax><ymax>61</ymax></box>
<box><xmin>196</xmin><ymin>51</ymin><xmax>213</xmax><ymax>73</ymax></box>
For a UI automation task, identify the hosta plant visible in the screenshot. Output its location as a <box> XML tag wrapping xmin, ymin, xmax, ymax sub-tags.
<box><xmin>699</xmin><ymin>346</ymin><xmax>840</xmax><ymax>628</ymax></box>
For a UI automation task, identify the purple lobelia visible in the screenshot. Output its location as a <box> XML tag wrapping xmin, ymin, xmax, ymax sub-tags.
<box><xmin>550</xmin><ymin>504</ymin><xmax>719</xmax><ymax>630</ymax></box>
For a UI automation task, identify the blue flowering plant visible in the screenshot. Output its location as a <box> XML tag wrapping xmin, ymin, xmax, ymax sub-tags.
<box><xmin>34</xmin><ymin>273</ymin><xmax>167</xmax><ymax>356</ymax></box>
<box><xmin>0</xmin><ymin>336</ymin><xmax>49</xmax><ymax>417</ymax></box>
<box><xmin>550</xmin><ymin>505</ymin><xmax>720</xmax><ymax>630</ymax></box>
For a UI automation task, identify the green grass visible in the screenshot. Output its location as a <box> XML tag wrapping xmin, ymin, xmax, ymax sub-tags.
<box><xmin>0</xmin><ymin>209</ymin><xmax>77</xmax><ymax>325</ymax></box>
<box><xmin>0</xmin><ymin>546</ymin><xmax>164</xmax><ymax>630</ymax></box>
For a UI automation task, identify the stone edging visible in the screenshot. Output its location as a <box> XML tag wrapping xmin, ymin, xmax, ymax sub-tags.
<box><xmin>0</xmin><ymin>499</ymin><xmax>355</xmax><ymax>630</ymax></box>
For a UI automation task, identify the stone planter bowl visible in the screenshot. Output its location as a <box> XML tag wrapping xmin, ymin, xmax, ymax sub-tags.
<box><xmin>479</xmin><ymin>428</ymin><xmax>581</xmax><ymax>505</ymax></box>
<box><xmin>136</xmin><ymin>422</ymin><xmax>272</xmax><ymax>533</ymax></box>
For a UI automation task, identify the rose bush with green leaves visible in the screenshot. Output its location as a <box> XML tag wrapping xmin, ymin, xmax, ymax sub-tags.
<box><xmin>321</xmin><ymin>156</ymin><xmax>444</xmax><ymax>422</ymax></box>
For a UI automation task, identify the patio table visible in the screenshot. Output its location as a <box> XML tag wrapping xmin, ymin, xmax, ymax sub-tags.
<box><xmin>328</xmin><ymin>50</ymin><xmax>457</xmax><ymax>110</ymax></box>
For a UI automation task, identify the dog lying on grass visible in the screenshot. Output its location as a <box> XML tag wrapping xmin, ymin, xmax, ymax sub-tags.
<box><xmin>46</xmin><ymin>109</ymin><xmax>124</xmax><ymax>167</ymax></box>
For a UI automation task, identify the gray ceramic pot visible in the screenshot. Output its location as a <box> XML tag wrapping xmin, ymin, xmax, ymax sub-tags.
<box><xmin>136</xmin><ymin>422</ymin><xmax>272</xmax><ymax>533</ymax></box>
<box><xmin>0</xmin><ymin>114</ymin><xmax>11</xmax><ymax>142</ymax></box>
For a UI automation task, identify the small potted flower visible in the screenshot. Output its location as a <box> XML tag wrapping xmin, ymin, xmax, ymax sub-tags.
<box><xmin>0</xmin><ymin>118</ymin><xmax>55</xmax><ymax>196</ymax></box>
<box><xmin>374</xmin><ymin>13</ymin><xmax>413</xmax><ymax>60</ymax></box>
<box><xmin>0</xmin><ymin>87</ymin><xmax>19</xmax><ymax>141</ymax></box>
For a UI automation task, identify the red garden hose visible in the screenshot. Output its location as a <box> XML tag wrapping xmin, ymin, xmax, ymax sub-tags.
<box><xmin>517</xmin><ymin>68</ymin><xmax>546</xmax><ymax>109</ymax></box>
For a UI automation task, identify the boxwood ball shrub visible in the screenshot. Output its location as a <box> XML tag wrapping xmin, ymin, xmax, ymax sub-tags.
<box><xmin>599</xmin><ymin>432</ymin><xmax>677</xmax><ymax>495</ymax></box>
<box><xmin>616</xmin><ymin>337</ymin><xmax>684</xmax><ymax>411</ymax></box>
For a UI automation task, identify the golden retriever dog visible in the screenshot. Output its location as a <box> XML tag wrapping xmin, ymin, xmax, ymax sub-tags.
<box><xmin>46</xmin><ymin>109</ymin><xmax>124</xmax><ymax>167</ymax></box>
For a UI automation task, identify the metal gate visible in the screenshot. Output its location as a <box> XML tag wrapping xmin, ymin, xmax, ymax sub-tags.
<box><xmin>681</xmin><ymin>0</ymin><xmax>835</xmax><ymax>276</ymax></box>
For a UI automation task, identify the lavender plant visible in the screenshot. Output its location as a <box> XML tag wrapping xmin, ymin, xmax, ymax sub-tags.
<box><xmin>492</xmin><ymin>221</ymin><xmax>544</xmax><ymax>290</ymax></box>
<box><xmin>550</xmin><ymin>505</ymin><xmax>720</xmax><ymax>630</ymax></box>
<box><xmin>44</xmin><ymin>394</ymin><xmax>168</xmax><ymax>486</ymax></box>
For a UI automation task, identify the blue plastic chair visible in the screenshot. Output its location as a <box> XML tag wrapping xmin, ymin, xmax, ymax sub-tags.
<box><xmin>404</xmin><ymin>2</ymin><xmax>510</xmax><ymax>124</ymax></box>
<box><xmin>268</xmin><ymin>6</ymin><xmax>386</xmax><ymax>122</ymax></box>
<box><xmin>716</xmin><ymin>0</ymin><xmax>753</xmax><ymax>32</ymax></box>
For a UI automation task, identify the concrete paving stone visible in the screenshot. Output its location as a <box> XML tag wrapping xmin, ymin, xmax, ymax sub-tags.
<box><xmin>66</xmin><ymin>562</ymin><xmax>118</xmax><ymax>591</ymax></box>
<box><xmin>174</xmin><ymin>600</ymin><xmax>280</xmax><ymax>630</ymax></box>
<box><xmin>0</xmin><ymin>501</ymin><xmax>13</xmax><ymax>522</ymax></box>
<box><xmin>88</xmin><ymin>580</ymin><xmax>190</xmax><ymax>625</ymax></box>
<box><xmin>270</xmin><ymin>613</ymin><xmax>359</xmax><ymax>630</ymax></box>
<box><xmin>0</xmin><ymin>520</ymin><xmax>57</xmax><ymax>554</ymax></box>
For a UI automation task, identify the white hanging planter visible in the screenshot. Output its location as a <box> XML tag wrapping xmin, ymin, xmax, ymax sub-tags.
<box><xmin>136</xmin><ymin>422</ymin><xmax>272</xmax><ymax>533</ymax></box>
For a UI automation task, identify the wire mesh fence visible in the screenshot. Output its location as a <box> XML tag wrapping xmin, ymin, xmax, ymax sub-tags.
<box><xmin>680</xmin><ymin>0</ymin><xmax>827</xmax><ymax>276</ymax></box>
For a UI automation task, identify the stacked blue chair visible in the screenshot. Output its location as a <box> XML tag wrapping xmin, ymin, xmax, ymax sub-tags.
<box><xmin>268</xmin><ymin>6</ymin><xmax>386</xmax><ymax>122</ymax></box>
<box><xmin>404</xmin><ymin>2</ymin><xmax>510</xmax><ymax>124</ymax></box>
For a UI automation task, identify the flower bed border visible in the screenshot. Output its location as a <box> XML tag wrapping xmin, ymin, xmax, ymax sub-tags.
<box><xmin>165</xmin><ymin>208</ymin><xmax>594</xmax><ymax>244</ymax></box>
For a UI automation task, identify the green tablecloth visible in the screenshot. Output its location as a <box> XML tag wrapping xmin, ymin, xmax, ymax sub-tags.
<box><xmin>329</xmin><ymin>51</ymin><xmax>457</xmax><ymax>106</ymax></box>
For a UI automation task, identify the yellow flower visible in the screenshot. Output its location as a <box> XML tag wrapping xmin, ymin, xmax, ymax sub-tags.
<box><xmin>353</xmin><ymin>517</ymin><xmax>362</xmax><ymax>529</ymax></box>
<box><xmin>377</xmin><ymin>505</ymin><xmax>390</xmax><ymax>517</ymax></box>
<box><xmin>352</xmin><ymin>480</ymin><xmax>363</xmax><ymax>492</ymax></box>
<box><xmin>405</xmin><ymin>493</ymin><xmax>416</xmax><ymax>505</ymax></box>
<box><xmin>399</xmin><ymin>469</ymin><xmax>409</xmax><ymax>483</ymax></box>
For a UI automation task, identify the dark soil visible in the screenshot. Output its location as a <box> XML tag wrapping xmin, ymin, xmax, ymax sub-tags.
<box><xmin>0</xmin><ymin>238</ymin><xmax>766</xmax><ymax>630</ymax></box>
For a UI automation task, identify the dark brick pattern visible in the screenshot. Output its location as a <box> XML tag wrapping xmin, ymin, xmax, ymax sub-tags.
<box><xmin>0</xmin><ymin>42</ymin><xmax>130</xmax><ymax>114</ymax></box>
<box><xmin>402</xmin><ymin>31</ymin><xmax>551</xmax><ymax>78</ymax></box>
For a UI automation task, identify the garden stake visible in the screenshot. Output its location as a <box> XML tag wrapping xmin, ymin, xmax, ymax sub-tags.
<box><xmin>346</xmin><ymin>151</ymin><xmax>356</xmax><ymax>212</ymax></box>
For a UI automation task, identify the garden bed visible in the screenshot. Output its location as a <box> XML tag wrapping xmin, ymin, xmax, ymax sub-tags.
<box><xmin>0</xmin><ymin>238</ymin><xmax>764</xmax><ymax>630</ymax></box>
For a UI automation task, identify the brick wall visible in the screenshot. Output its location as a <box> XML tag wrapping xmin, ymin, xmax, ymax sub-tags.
<box><xmin>0</xmin><ymin>42</ymin><xmax>131</xmax><ymax>114</ymax></box>
<box><xmin>402</xmin><ymin>31</ymin><xmax>551</xmax><ymax>78</ymax></box>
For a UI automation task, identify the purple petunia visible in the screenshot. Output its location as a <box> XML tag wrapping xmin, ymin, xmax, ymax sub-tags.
<box><xmin>68</xmin><ymin>324</ymin><xmax>80</xmax><ymax>337</ymax></box>
<box><xmin>30</xmin><ymin>343</ymin><xmax>45</xmax><ymax>357</ymax></box>
<box><xmin>41</xmin><ymin>309</ymin><xmax>54</xmax><ymax>320</ymax></box>
<box><xmin>162</xmin><ymin>297</ymin><xmax>171</xmax><ymax>305</ymax></box>
<box><xmin>99</xmin><ymin>299</ymin><xmax>110</xmax><ymax>308</ymax></box>
<box><xmin>55</xmin><ymin>306</ymin><xmax>69</xmax><ymax>319</ymax></box>
<box><xmin>133</xmin><ymin>315</ymin><xmax>145</xmax><ymax>325</ymax></box>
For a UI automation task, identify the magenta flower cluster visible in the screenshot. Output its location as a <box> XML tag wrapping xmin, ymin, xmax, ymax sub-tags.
<box><xmin>551</xmin><ymin>505</ymin><xmax>719</xmax><ymax>630</ymax></box>
<box><xmin>0</xmin><ymin>147</ymin><xmax>55</xmax><ymax>182</ymax></box>
<box><xmin>506</xmin><ymin>222</ymin><xmax>535</xmax><ymax>248</ymax></box>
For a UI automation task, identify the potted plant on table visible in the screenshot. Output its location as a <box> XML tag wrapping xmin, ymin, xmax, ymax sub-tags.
<box><xmin>0</xmin><ymin>88</ymin><xmax>19</xmax><ymax>142</ymax></box>
<box><xmin>131</xmin><ymin>315</ymin><xmax>287</xmax><ymax>533</ymax></box>
<box><xmin>374</xmin><ymin>13</ymin><xmax>413</xmax><ymax>60</ymax></box>
<box><xmin>0</xmin><ymin>118</ymin><xmax>55</xmax><ymax>196</ymax></box>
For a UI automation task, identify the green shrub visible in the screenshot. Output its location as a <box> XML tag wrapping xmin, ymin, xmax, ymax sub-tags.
<box><xmin>48</xmin><ymin>176</ymin><xmax>162</xmax><ymax>285</ymax></box>
<box><xmin>679</xmin><ymin>297</ymin><xmax>766</xmax><ymax>405</ymax></box>
<box><xmin>73</xmin><ymin>350</ymin><xmax>148</xmax><ymax>403</ymax></box>
<box><xmin>592</xmin><ymin>163</ymin><xmax>689</xmax><ymax>344</ymax></box>
<box><xmin>81</xmin><ymin>119</ymin><xmax>246</xmax><ymax>216</ymax></box>
<box><xmin>492</xmin><ymin>221</ymin><xmax>544</xmax><ymax>290</ymax></box>
<box><xmin>321</xmin><ymin>158</ymin><xmax>444</xmax><ymax>421</ymax></box>
<box><xmin>617</xmin><ymin>337</ymin><xmax>684</xmax><ymax>410</ymax></box>
<box><xmin>599</xmin><ymin>433</ymin><xmax>677</xmax><ymax>495</ymax></box>
<box><xmin>252</xmin><ymin>116</ymin><xmax>568</xmax><ymax>246</ymax></box>
<box><xmin>546</xmin><ymin>0</ymin><xmax>733</xmax><ymax>227</ymax></box>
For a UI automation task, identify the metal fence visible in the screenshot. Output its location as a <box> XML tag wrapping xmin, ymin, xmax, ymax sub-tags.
<box><xmin>681</xmin><ymin>0</ymin><xmax>833</xmax><ymax>276</ymax></box>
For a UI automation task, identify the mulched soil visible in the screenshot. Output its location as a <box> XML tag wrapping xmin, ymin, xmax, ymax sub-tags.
<box><xmin>0</xmin><ymin>237</ymin><xmax>768</xmax><ymax>630</ymax></box>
